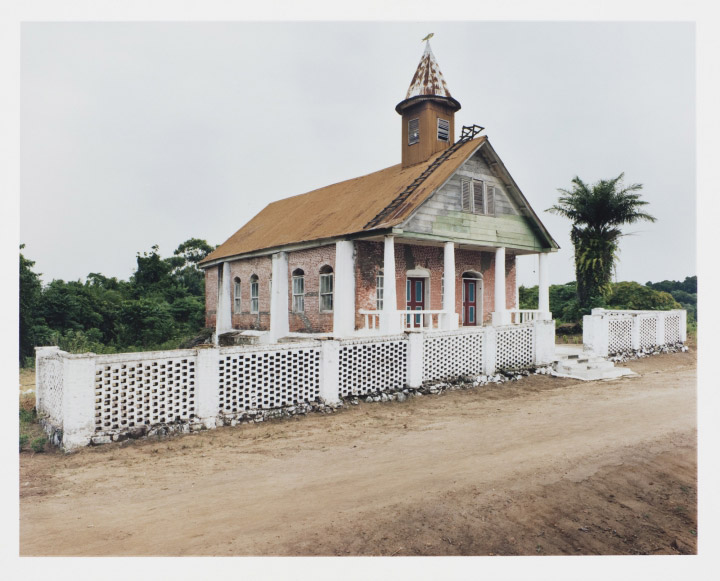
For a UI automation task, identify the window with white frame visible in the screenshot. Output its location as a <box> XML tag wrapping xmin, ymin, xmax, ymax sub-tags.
<box><xmin>461</xmin><ymin>178</ymin><xmax>495</xmax><ymax>215</ymax></box>
<box><xmin>408</xmin><ymin>118</ymin><xmax>419</xmax><ymax>145</ymax></box>
<box><xmin>250</xmin><ymin>274</ymin><xmax>259</xmax><ymax>314</ymax></box>
<box><xmin>233</xmin><ymin>277</ymin><xmax>241</xmax><ymax>314</ymax></box>
<box><xmin>376</xmin><ymin>270</ymin><xmax>384</xmax><ymax>310</ymax></box>
<box><xmin>437</xmin><ymin>118</ymin><xmax>449</xmax><ymax>142</ymax></box>
<box><xmin>292</xmin><ymin>269</ymin><xmax>305</xmax><ymax>313</ymax></box>
<box><xmin>319</xmin><ymin>265</ymin><xmax>334</xmax><ymax>312</ymax></box>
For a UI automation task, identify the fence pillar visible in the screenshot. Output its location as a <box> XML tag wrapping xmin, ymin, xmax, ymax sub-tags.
<box><xmin>35</xmin><ymin>346</ymin><xmax>60</xmax><ymax>414</ymax></box>
<box><xmin>407</xmin><ymin>332</ymin><xmax>424</xmax><ymax>388</ymax></box>
<box><xmin>656</xmin><ymin>313</ymin><xmax>666</xmax><ymax>346</ymax></box>
<box><xmin>679</xmin><ymin>310</ymin><xmax>687</xmax><ymax>342</ymax></box>
<box><xmin>533</xmin><ymin>319</ymin><xmax>555</xmax><ymax>366</ymax></box>
<box><xmin>62</xmin><ymin>355</ymin><xmax>97</xmax><ymax>451</ymax></box>
<box><xmin>631</xmin><ymin>316</ymin><xmax>641</xmax><ymax>350</ymax></box>
<box><xmin>583</xmin><ymin>313</ymin><xmax>608</xmax><ymax>357</ymax></box>
<box><xmin>195</xmin><ymin>348</ymin><xmax>220</xmax><ymax>429</ymax></box>
<box><xmin>319</xmin><ymin>340</ymin><xmax>341</xmax><ymax>404</ymax></box>
<box><xmin>483</xmin><ymin>326</ymin><xmax>497</xmax><ymax>376</ymax></box>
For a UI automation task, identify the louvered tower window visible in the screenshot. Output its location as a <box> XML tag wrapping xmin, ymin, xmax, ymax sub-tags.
<box><xmin>437</xmin><ymin>118</ymin><xmax>449</xmax><ymax>142</ymax></box>
<box><xmin>408</xmin><ymin>118</ymin><xmax>419</xmax><ymax>145</ymax></box>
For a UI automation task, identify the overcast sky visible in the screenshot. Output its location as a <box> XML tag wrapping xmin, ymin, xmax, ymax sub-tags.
<box><xmin>20</xmin><ymin>21</ymin><xmax>695</xmax><ymax>288</ymax></box>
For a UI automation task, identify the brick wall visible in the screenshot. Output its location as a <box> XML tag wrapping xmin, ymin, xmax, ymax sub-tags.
<box><xmin>354</xmin><ymin>241</ymin><xmax>516</xmax><ymax>327</ymax></box>
<box><xmin>287</xmin><ymin>245</ymin><xmax>336</xmax><ymax>333</ymax></box>
<box><xmin>206</xmin><ymin>241</ymin><xmax>517</xmax><ymax>333</ymax></box>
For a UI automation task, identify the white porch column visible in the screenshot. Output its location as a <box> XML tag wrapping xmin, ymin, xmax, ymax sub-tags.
<box><xmin>381</xmin><ymin>235</ymin><xmax>403</xmax><ymax>334</ymax></box>
<box><xmin>333</xmin><ymin>240</ymin><xmax>356</xmax><ymax>337</ymax></box>
<box><xmin>269</xmin><ymin>251</ymin><xmax>289</xmax><ymax>342</ymax></box>
<box><xmin>538</xmin><ymin>252</ymin><xmax>551</xmax><ymax>321</ymax></box>
<box><xmin>442</xmin><ymin>241</ymin><xmax>459</xmax><ymax>330</ymax></box>
<box><xmin>215</xmin><ymin>262</ymin><xmax>232</xmax><ymax>338</ymax></box>
<box><xmin>492</xmin><ymin>246</ymin><xmax>511</xmax><ymax>326</ymax></box>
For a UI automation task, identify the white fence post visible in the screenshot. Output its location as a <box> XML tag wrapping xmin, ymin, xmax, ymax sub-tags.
<box><xmin>407</xmin><ymin>332</ymin><xmax>424</xmax><ymax>388</ymax></box>
<box><xmin>62</xmin><ymin>355</ymin><xmax>97</xmax><ymax>451</ymax></box>
<box><xmin>656</xmin><ymin>312</ymin><xmax>666</xmax><ymax>346</ymax></box>
<box><xmin>533</xmin><ymin>319</ymin><xmax>555</xmax><ymax>366</ymax></box>
<box><xmin>483</xmin><ymin>326</ymin><xmax>497</xmax><ymax>376</ymax></box>
<box><xmin>679</xmin><ymin>310</ymin><xmax>687</xmax><ymax>342</ymax></box>
<box><xmin>195</xmin><ymin>348</ymin><xmax>220</xmax><ymax>429</ymax></box>
<box><xmin>319</xmin><ymin>340</ymin><xmax>341</xmax><ymax>404</ymax></box>
<box><xmin>631</xmin><ymin>316</ymin><xmax>641</xmax><ymax>350</ymax></box>
<box><xmin>35</xmin><ymin>346</ymin><xmax>60</xmax><ymax>414</ymax></box>
<box><xmin>583</xmin><ymin>313</ymin><xmax>608</xmax><ymax>357</ymax></box>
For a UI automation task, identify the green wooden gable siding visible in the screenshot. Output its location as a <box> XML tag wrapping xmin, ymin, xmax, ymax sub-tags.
<box><xmin>403</xmin><ymin>149</ymin><xmax>547</xmax><ymax>252</ymax></box>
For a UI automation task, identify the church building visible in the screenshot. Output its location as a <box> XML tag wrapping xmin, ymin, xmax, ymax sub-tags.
<box><xmin>199</xmin><ymin>40</ymin><xmax>558</xmax><ymax>343</ymax></box>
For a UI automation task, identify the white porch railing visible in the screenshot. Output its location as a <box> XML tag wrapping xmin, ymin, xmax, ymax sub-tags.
<box><xmin>359</xmin><ymin>309</ymin><xmax>448</xmax><ymax>332</ymax></box>
<box><xmin>508</xmin><ymin>309</ymin><xmax>543</xmax><ymax>324</ymax></box>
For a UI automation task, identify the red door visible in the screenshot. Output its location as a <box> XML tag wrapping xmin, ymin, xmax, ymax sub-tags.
<box><xmin>463</xmin><ymin>279</ymin><xmax>478</xmax><ymax>326</ymax></box>
<box><xmin>406</xmin><ymin>277</ymin><xmax>425</xmax><ymax>328</ymax></box>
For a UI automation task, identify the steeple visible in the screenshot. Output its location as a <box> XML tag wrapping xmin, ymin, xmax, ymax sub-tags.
<box><xmin>396</xmin><ymin>39</ymin><xmax>461</xmax><ymax>168</ymax></box>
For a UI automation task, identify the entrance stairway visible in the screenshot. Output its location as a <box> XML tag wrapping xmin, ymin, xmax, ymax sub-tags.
<box><xmin>552</xmin><ymin>345</ymin><xmax>636</xmax><ymax>381</ymax></box>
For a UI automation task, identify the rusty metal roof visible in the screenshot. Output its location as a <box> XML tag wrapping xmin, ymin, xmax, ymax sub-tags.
<box><xmin>200</xmin><ymin>138</ymin><xmax>486</xmax><ymax>265</ymax></box>
<box><xmin>406</xmin><ymin>41</ymin><xmax>452</xmax><ymax>100</ymax></box>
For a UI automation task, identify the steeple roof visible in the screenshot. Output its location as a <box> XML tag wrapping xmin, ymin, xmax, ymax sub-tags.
<box><xmin>396</xmin><ymin>40</ymin><xmax>461</xmax><ymax>114</ymax></box>
<box><xmin>405</xmin><ymin>40</ymin><xmax>452</xmax><ymax>100</ymax></box>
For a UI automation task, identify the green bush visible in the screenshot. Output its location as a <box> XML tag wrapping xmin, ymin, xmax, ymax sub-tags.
<box><xmin>31</xmin><ymin>437</ymin><xmax>47</xmax><ymax>453</ymax></box>
<box><xmin>19</xmin><ymin>434</ymin><xmax>29</xmax><ymax>451</ymax></box>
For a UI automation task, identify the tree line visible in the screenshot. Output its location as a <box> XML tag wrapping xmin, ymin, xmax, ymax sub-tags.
<box><xmin>519</xmin><ymin>276</ymin><xmax>697</xmax><ymax>327</ymax></box>
<box><xmin>19</xmin><ymin>239</ymin><xmax>216</xmax><ymax>366</ymax></box>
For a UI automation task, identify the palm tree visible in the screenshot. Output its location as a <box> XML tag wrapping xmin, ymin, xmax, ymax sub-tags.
<box><xmin>548</xmin><ymin>173</ymin><xmax>656</xmax><ymax>310</ymax></box>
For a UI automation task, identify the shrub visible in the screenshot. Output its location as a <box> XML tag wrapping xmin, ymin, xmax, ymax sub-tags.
<box><xmin>31</xmin><ymin>437</ymin><xmax>47</xmax><ymax>453</ymax></box>
<box><xmin>19</xmin><ymin>434</ymin><xmax>29</xmax><ymax>451</ymax></box>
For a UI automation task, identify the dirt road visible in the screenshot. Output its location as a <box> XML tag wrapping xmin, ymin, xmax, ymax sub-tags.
<box><xmin>20</xmin><ymin>348</ymin><xmax>696</xmax><ymax>556</ymax></box>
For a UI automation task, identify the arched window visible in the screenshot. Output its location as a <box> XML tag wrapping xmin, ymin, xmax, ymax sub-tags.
<box><xmin>319</xmin><ymin>265</ymin><xmax>334</xmax><ymax>312</ymax></box>
<box><xmin>250</xmin><ymin>274</ymin><xmax>259</xmax><ymax>314</ymax></box>
<box><xmin>233</xmin><ymin>277</ymin><xmax>242</xmax><ymax>314</ymax></box>
<box><xmin>292</xmin><ymin>268</ymin><xmax>305</xmax><ymax>313</ymax></box>
<box><xmin>376</xmin><ymin>269</ymin><xmax>384</xmax><ymax>310</ymax></box>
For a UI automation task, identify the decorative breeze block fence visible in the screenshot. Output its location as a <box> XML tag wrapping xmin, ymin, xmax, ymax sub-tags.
<box><xmin>36</xmin><ymin>320</ymin><xmax>555</xmax><ymax>451</ymax></box>
<box><xmin>583</xmin><ymin>309</ymin><xmax>687</xmax><ymax>357</ymax></box>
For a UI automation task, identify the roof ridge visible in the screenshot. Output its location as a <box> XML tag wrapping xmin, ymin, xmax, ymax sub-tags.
<box><xmin>364</xmin><ymin>125</ymin><xmax>485</xmax><ymax>229</ymax></box>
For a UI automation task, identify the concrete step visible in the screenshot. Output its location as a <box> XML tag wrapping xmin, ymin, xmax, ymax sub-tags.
<box><xmin>552</xmin><ymin>349</ymin><xmax>636</xmax><ymax>381</ymax></box>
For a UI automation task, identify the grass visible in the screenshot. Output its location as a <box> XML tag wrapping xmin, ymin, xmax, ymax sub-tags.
<box><xmin>18</xmin><ymin>369</ymin><xmax>49</xmax><ymax>453</ymax></box>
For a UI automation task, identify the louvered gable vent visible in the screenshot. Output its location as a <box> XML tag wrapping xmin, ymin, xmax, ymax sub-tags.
<box><xmin>473</xmin><ymin>180</ymin><xmax>485</xmax><ymax>214</ymax></box>
<box><xmin>461</xmin><ymin>178</ymin><xmax>472</xmax><ymax>212</ymax></box>
<box><xmin>486</xmin><ymin>184</ymin><xmax>496</xmax><ymax>216</ymax></box>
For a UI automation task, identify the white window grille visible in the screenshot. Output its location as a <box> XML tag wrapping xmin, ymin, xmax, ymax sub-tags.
<box><xmin>250</xmin><ymin>275</ymin><xmax>259</xmax><ymax>314</ymax></box>
<box><xmin>292</xmin><ymin>269</ymin><xmax>305</xmax><ymax>313</ymax></box>
<box><xmin>437</xmin><ymin>118</ymin><xmax>449</xmax><ymax>142</ymax></box>
<box><xmin>408</xmin><ymin>118</ymin><xmax>419</xmax><ymax>145</ymax></box>
<box><xmin>233</xmin><ymin>278</ymin><xmax>241</xmax><ymax>314</ymax></box>
<box><xmin>376</xmin><ymin>270</ymin><xmax>384</xmax><ymax>310</ymax></box>
<box><xmin>319</xmin><ymin>266</ymin><xmax>334</xmax><ymax>312</ymax></box>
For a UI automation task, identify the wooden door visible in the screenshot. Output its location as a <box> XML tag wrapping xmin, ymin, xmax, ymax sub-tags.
<box><xmin>406</xmin><ymin>277</ymin><xmax>426</xmax><ymax>328</ymax></box>
<box><xmin>463</xmin><ymin>279</ymin><xmax>478</xmax><ymax>326</ymax></box>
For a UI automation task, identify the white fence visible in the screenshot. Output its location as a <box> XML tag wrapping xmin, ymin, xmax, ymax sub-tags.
<box><xmin>36</xmin><ymin>320</ymin><xmax>555</xmax><ymax>451</ymax></box>
<box><xmin>583</xmin><ymin>308</ymin><xmax>686</xmax><ymax>357</ymax></box>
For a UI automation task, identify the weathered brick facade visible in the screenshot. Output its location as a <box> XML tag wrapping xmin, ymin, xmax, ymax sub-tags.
<box><xmin>287</xmin><ymin>245</ymin><xmax>336</xmax><ymax>333</ymax></box>
<box><xmin>207</xmin><ymin>240</ymin><xmax>516</xmax><ymax>333</ymax></box>
<box><xmin>354</xmin><ymin>241</ymin><xmax>516</xmax><ymax>328</ymax></box>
